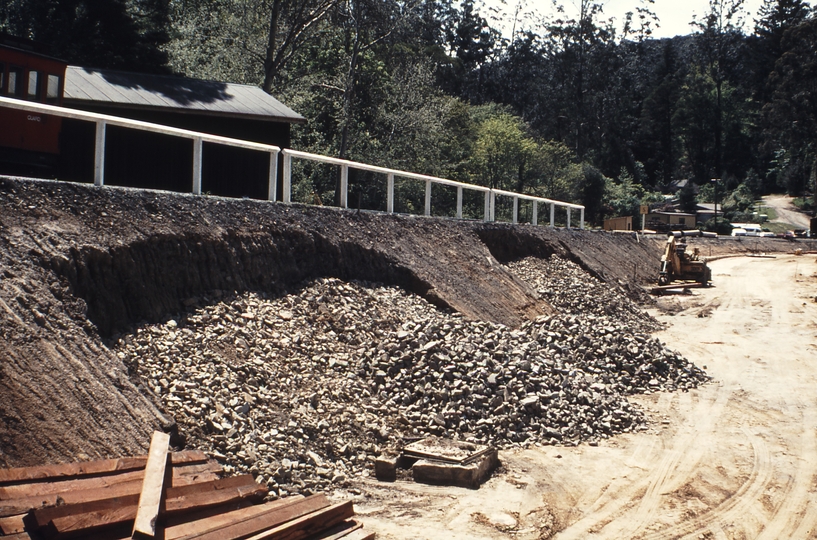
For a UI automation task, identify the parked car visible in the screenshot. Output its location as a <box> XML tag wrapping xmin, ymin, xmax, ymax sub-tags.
<box><xmin>731</xmin><ymin>228</ymin><xmax>747</xmax><ymax>237</ymax></box>
<box><xmin>758</xmin><ymin>231</ymin><xmax>776</xmax><ymax>237</ymax></box>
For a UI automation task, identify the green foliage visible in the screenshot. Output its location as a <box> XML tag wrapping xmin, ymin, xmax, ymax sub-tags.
<box><xmin>792</xmin><ymin>196</ymin><xmax>816</xmax><ymax>212</ymax></box>
<box><xmin>698</xmin><ymin>217</ymin><xmax>734</xmax><ymax>235</ymax></box>
<box><xmin>0</xmin><ymin>0</ymin><xmax>170</xmax><ymax>71</ymax></box>
<box><xmin>698</xmin><ymin>182</ymin><xmax>715</xmax><ymax>203</ymax></box>
<box><xmin>604</xmin><ymin>169</ymin><xmax>642</xmax><ymax>219</ymax></box>
<box><xmin>470</xmin><ymin>113</ymin><xmax>536</xmax><ymax>190</ymax></box>
<box><xmin>573</xmin><ymin>164</ymin><xmax>609</xmax><ymax>224</ymax></box>
<box><xmin>534</xmin><ymin>141</ymin><xmax>582</xmax><ymax>202</ymax></box>
<box><xmin>677</xmin><ymin>181</ymin><xmax>698</xmax><ymax>213</ymax></box>
<box><xmin>721</xmin><ymin>182</ymin><xmax>755</xmax><ymax>213</ymax></box>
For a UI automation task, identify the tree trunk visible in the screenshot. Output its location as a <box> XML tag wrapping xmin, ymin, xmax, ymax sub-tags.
<box><xmin>334</xmin><ymin>26</ymin><xmax>362</xmax><ymax>206</ymax></box>
<box><xmin>715</xmin><ymin>78</ymin><xmax>723</xmax><ymax>179</ymax></box>
<box><xmin>262</xmin><ymin>0</ymin><xmax>283</xmax><ymax>93</ymax></box>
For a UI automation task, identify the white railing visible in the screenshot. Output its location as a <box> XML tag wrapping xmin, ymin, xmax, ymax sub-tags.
<box><xmin>0</xmin><ymin>96</ymin><xmax>585</xmax><ymax>228</ymax></box>
<box><xmin>281</xmin><ymin>149</ymin><xmax>584</xmax><ymax>228</ymax></box>
<box><xmin>0</xmin><ymin>96</ymin><xmax>281</xmax><ymax>199</ymax></box>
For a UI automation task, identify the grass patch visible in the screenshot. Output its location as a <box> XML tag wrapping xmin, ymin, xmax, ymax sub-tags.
<box><xmin>762</xmin><ymin>222</ymin><xmax>794</xmax><ymax>234</ymax></box>
<box><xmin>793</xmin><ymin>197</ymin><xmax>815</xmax><ymax>212</ymax></box>
<box><xmin>754</xmin><ymin>204</ymin><xmax>778</xmax><ymax>221</ymax></box>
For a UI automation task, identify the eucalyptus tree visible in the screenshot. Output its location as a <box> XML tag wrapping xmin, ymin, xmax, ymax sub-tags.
<box><xmin>750</xmin><ymin>0</ymin><xmax>812</xmax><ymax>191</ymax></box>
<box><xmin>754</xmin><ymin>0</ymin><xmax>812</xmax><ymax>62</ymax></box>
<box><xmin>765</xmin><ymin>17</ymin><xmax>817</xmax><ymax>198</ymax></box>
<box><xmin>166</xmin><ymin>0</ymin><xmax>341</xmax><ymax>88</ymax></box>
<box><xmin>690</xmin><ymin>0</ymin><xmax>747</xmax><ymax>181</ymax></box>
<box><xmin>634</xmin><ymin>40</ymin><xmax>681</xmax><ymax>189</ymax></box>
<box><xmin>533</xmin><ymin>0</ymin><xmax>658</xmax><ymax>171</ymax></box>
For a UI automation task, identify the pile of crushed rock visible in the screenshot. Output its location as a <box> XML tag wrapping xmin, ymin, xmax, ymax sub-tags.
<box><xmin>113</xmin><ymin>256</ymin><xmax>708</xmax><ymax>498</ymax></box>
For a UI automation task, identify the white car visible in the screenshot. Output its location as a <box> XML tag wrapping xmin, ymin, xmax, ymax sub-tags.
<box><xmin>731</xmin><ymin>228</ymin><xmax>747</xmax><ymax>236</ymax></box>
<box><xmin>758</xmin><ymin>231</ymin><xmax>776</xmax><ymax>237</ymax></box>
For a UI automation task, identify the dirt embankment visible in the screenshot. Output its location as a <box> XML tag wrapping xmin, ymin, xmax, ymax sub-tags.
<box><xmin>0</xmin><ymin>177</ymin><xmax>798</xmax><ymax>467</ymax></box>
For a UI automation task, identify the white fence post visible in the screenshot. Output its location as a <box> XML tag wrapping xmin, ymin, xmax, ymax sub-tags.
<box><xmin>387</xmin><ymin>172</ymin><xmax>394</xmax><ymax>213</ymax></box>
<box><xmin>566</xmin><ymin>206</ymin><xmax>571</xmax><ymax>229</ymax></box>
<box><xmin>550</xmin><ymin>203</ymin><xmax>555</xmax><ymax>227</ymax></box>
<box><xmin>425</xmin><ymin>179</ymin><xmax>432</xmax><ymax>216</ymax></box>
<box><xmin>94</xmin><ymin>120</ymin><xmax>106</xmax><ymax>187</ymax></box>
<box><xmin>512</xmin><ymin>196</ymin><xmax>518</xmax><ymax>224</ymax></box>
<box><xmin>340</xmin><ymin>164</ymin><xmax>349</xmax><ymax>208</ymax></box>
<box><xmin>532</xmin><ymin>201</ymin><xmax>538</xmax><ymax>226</ymax></box>
<box><xmin>580</xmin><ymin>207</ymin><xmax>585</xmax><ymax>229</ymax></box>
<box><xmin>484</xmin><ymin>191</ymin><xmax>490</xmax><ymax>221</ymax></box>
<box><xmin>282</xmin><ymin>151</ymin><xmax>292</xmax><ymax>203</ymax></box>
<box><xmin>192</xmin><ymin>136</ymin><xmax>203</xmax><ymax>195</ymax></box>
<box><xmin>268</xmin><ymin>151</ymin><xmax>278</xmax><ymax>201</ymax></box>
<box><xmin>456</xmin><ymin>186</ymin><xmax>463</xmax><ymax>219</ymax></box>
<box><xmin>490</xmin><ymin>191</ymin><xmax>496</xmax><ymax>222</ymax></box>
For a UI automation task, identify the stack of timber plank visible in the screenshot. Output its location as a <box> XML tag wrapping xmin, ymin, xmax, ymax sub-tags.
<box><xmin>0</xmin><ymin>432</ymin><xmax>372</xmax><ymax>540</ymax></box>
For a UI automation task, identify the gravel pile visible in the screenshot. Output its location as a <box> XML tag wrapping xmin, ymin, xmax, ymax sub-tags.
<box><xmin>506</xmin><ymin>256</ymin><xmax>661</xmax><ymax>330</ymax></box>
<box><xmin>113</xmin><ymin>258</ymin><xmax>707</xmax><ymax>497</ymax></box>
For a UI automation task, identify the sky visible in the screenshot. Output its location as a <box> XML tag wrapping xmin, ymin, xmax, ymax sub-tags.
<box><xmin>483</xmin><ymin>0</ymin><xmax>769</xmax><ymax>39</ymax></box>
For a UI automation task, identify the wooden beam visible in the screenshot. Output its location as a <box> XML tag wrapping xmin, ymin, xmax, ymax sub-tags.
<box><xmin>78</xmin><ymin>498</ymin><xmax>268</xmax><ymax>540</ymax></box>
<box><xmin>27</xmin><ymin>493</ymin><xmax>141</xmax><ymax>532</ymax></box>
<box><xmin>337</xmin><ymin>529</ymin><xmax>375</xmax><ymax>540</ymax></box>
<box><xmin>32</xmin><ymin>477</ymin><xmax>267</xmax><ymax>538</ymax></box>
<box><xmin>244</xmin><ymin>501</ymin><xmax>355</xmax><ymax>540</ymax></box>
<box><xmin>0</xmin><ymin>451</ymin><xmax>207</xmax><ymax>486</ymax></box>
<box><xmin>309</xmin><ymin>519</ymin><xmax>362</xmax><ymax>540</ymax></box>
<box><xmin>176</xmin><ymin>495</ymin><xmax>330</xmax><ymax>540</ymax></box>
<box><xmin>1</xmin><ymin>532</ymin><xmax>37</xmax><ymax>540</ymax></box>
<box><xmin>1</xmin><ymin>468</ymin><xmax>221</xmax><ymax>519</ymax></box>
<box><xmin>0</xmin><ymin>461</ymin><xmax>221</xmax><ymax>502</ymax></box>
<box><xmin>163</xmin><ymin>497</ymin><xmax>303</xmax><ymax>540</ymax></box>
<box><xmin>132</xmin><ymin>431</ymin><xmax>171</xmax><ymax>538</ymax></box>
<box><xmin>0</xmin><ymin>513</ymin><xmax>26</xmax><ymax>534</ymax></box>
<box><xmin>341</xmin><ymin>528</ymin><xmax>373</xmax><ymax>540</ymax></box>
<box><xmin>163</xmin><ymin>478</ymin><xmax>267</xmax><ymax>514</ymax></box>
<box><xmin>28</xmin><ymin>476</ymin><xmax>259</xmax><ymax>530</ymax></box>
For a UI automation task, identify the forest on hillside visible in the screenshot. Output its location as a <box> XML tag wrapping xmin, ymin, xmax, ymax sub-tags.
<box><xmin>2</xmin><ymin>0</ymin><xmax>816</xmax><ymax>226</ymax></box>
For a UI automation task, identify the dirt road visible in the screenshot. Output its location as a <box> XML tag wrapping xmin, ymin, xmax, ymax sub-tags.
<box><xmin>763</xmin><ymin>194</ymin><xmax>812</xmax><ymax>229</ymax></box>
<box><xmin>354</xmin><ymin>255</ymin><xmax>817</xmax><ymax>539</ymax></box>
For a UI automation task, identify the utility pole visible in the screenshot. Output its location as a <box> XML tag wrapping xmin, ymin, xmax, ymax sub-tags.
<box><xmin>711</xmin><ymin>178</ymin><xmax>720</xmax><ymax>230</ymax></box>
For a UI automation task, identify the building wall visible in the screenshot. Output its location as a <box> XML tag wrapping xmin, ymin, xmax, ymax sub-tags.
<box><xmin>647</xmin><ymin>213</ymin><xmax>696</xmax><ymax>228</ymax></box>
<box><xmin>603</xmin><ymin>216</ymin><xmax>632</xmax><ymax>231</ymax></box>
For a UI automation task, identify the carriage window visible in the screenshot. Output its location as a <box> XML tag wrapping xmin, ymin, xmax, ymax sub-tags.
<box><xmin>46</xmin><ymin>74</ymin><xmax>60</xmax><ymax>103</ymax></box>
<box><xmin>8</xmin><ymin>66</ymin><xmax>23</xmax><ymax>96</ymax></box>
<box><xmin>28</xmin><ymin>70</ymin><xmax>41</xmax><ymax>100</ymax></box>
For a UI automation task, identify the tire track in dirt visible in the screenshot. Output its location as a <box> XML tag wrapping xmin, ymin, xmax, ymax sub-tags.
<box><xmin>545</xmin><ymin>396</ymin><xmax>672</xmax><ymax>538</ymax></box>
<box><xmin>755</xmin><ymin>395</ymin><xmax>817</xmax><ymax>538</ymax></box>
<box><xmin>637</xmin><ymin>427</ymin><xmax>773</xmax><ymax>539</ymax></box>
<box><xmin>555</xmin><ymin>389</ymin><xmax>728</xmax><ymax>539</ymax></box>
<box><xmin>608</xmin><ymin>389</ymin><xmax>731</xmax><ymax>539</ymax></box>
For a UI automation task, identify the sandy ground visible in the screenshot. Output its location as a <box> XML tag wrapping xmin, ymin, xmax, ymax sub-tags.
<box><xmin>352</xmin><ymin>255</ymin><xmax>817</xmax><ymax>539</ymax></box>
<box><xmin>762</xmin><ymin>194</ymin><xmax>812</xmax><ymax>229</ymax></box>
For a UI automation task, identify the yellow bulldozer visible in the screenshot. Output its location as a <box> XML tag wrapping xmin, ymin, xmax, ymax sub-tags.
<box><xmin>658</xmin><ymin>232</ymin><xmax>711</xmax><ymax>286</ymax></box>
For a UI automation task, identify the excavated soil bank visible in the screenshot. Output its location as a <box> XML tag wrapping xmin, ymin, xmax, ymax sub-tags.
<box><xmin>0</xmin><ymin>177</ymin><xmax>797</xmax><ymax>468</ymax></box>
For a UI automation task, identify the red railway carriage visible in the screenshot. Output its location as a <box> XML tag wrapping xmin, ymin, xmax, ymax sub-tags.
<box><xmin>0</xmin><ymin>35</ymin><xmax>67</xmax><ymax>174</ymax></box>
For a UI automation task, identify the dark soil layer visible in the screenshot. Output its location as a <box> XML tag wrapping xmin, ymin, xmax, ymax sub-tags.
<box><xmin>0</xmin><ymin>177</ymin><xmax>797</xmax><ymax>467</ymax></box>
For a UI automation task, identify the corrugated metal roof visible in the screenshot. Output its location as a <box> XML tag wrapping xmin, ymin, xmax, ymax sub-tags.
<box><xmin>63</xmin><ymin>66</ymin><xmax>305</xmax><ymax>123</ymax></box>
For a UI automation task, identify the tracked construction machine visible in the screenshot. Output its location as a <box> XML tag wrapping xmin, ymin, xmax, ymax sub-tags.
<box><xmin>658</xmin><ymin>232</ymin><xmax>711</xmax><ymax>286</ymax></box>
